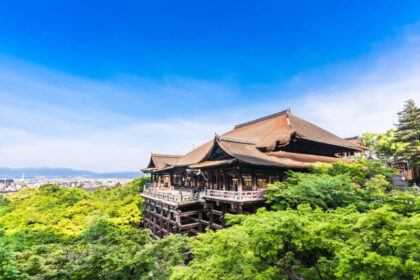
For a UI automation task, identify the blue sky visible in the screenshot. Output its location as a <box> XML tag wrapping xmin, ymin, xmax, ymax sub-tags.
<box><xmin>0</xmin><ymin>1</ymin><xmax>420</xmax><ymax>171</ymax></box>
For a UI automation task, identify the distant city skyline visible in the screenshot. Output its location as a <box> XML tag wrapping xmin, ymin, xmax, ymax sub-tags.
<box><xmin>0</xmin><ymin>177</ymin><xmax>134</xmax><ymax>193</ymax></box>
<box><xmin>0</xmin><ymin>167</ymin><xmax>142</xmax><ymax>179</ymax></box>
<box><xmin>0</xmin><ymin>1</ymin><xmax>419</xmax><ymax>172</ymax></box>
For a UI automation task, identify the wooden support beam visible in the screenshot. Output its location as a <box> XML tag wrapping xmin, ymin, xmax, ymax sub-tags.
<box><xmin>198</xmin><ymin>211</ymin><xmax>203</xmax><ymax>232</ymax></box>
<box><xmin>190</xmin><ymin>229</ymin><xmax>200</xmax><ymax>234</ymax></box>
<box><xmin>209</xmin><ymin>204</ymin><xmax>214</xmax><ymax>228</ymax></box>
<box><xmin>179</xmin><ymin>222</ymin><xmax>200</xmax><ymax>229</ymax></box>
<box><xmin>238</xmin><ymin>205</ymin><xmax>243</xmax><ymax>214</ymax></box>
<box><xmin>179</xmin><ymin>210</ymin><xmax>200</xmax><ymax>217</ymax></box>
<box><xmin>209</xmin><ymin>209</ymin><xmax>223</xmax><ymax>216</ymax></box>
<box><xmin>211</xmin><ymin>223</ymin><xmax>223</xmax><ymax>230</ymax></box>
<box><xmin>192</xmin><ymin>218</ymin><xmax>208</xmax><ymax>225</ymax></box>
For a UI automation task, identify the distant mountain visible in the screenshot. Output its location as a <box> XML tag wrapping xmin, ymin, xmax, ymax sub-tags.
<box><xmin>0</xmin><ymin>167</ymin><xmax>143</xmax><ymax>179</ymax></box>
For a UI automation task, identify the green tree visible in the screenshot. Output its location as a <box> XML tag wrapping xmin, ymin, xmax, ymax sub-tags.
<box><xmin>0</xmin><ymin>177</ymin><xmax>190</xmax><ymax>280</ymax></box>
<box><xmin>394</xmin><ymin>99</ymin><xmax>420</xmax><ymax>183</ymax></box>
<box><xmin>265</xmin><ymin>172</ymin><xmax>359</xmax><ymax>210</ymax></box>
<box><xmin>362</xmin><ymin>130</ymin><xmax>407</xmax><ymax>160</ymax></box>
<box><xmin>0</xmin><ymin>247</ymin><xmax>25</xmax><ymax>280</ymax></box>
<box><xmin>265</xmin><ymin>161</ymin><xmax>399</xmax><ymax>211</ymax></box>
<box><xmin>172</xmin><ymin>206</ymin><xmax>419</xmax><ymax>280</ymax></box>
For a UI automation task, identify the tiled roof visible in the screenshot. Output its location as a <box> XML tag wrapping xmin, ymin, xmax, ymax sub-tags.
<box><xmin>143</xmin><ymin>109</ymin><xmax>361</xmax><ymax>172</ymax></box>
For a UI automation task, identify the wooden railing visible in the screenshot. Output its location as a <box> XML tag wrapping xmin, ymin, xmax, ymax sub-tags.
<box><xmin>203</xmin><ymin>189</ymin><xmax>266</xmax><ymax>201</ymax></box>
<box><xmin>142</xmin><ymin>188</ymin><xmax>197</xmax><ymax>203</ymax></box>
<box><xmin>142</xmin><ymin>186</ymin><xmax>267</xmax><ymax>203</ymax></box>
<box><xmin>146</xmin><ymin>182</ymin><xmax>166</xmax><ymax>189</ymax></box>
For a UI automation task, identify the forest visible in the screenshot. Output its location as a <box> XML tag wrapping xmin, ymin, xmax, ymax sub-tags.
<box><xmin>0</xmin><ymin>100</ymin><xmax>419</xmax><ymax>280</ymax></box>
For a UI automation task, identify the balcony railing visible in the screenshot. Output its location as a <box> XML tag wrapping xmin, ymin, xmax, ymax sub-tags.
<box><xmin>142</xmin><ymin>188</ymin><xmax>197</xmax><ymax>204</ymax></box>
<box><xmin>142</xmin><ymin>184</ymin><xmax>267</xmax><ymax>204</ymax></box>
<box><xmin>145</xmin><ymin>182</ymin><xmax>166</xmax><ymax>189</ymax></box>
<box><xmin>203</xmin><ymin>189</ymin><xmax>266</xmax><ymax>201</ymax></box>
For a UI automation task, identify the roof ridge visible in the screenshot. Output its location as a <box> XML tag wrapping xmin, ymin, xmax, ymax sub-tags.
<box><xmin>288</xmin><ymin>113</ymin><xmax>362</xmax><ymax>150</ymax></box>
<box><xmin>217</xmin><ymin>135</ymin><xmax>258</xmax><ymax>145</ymax></box>
<box><xmin>234</xmin><ymin>109</ymin><xmax>290</xmax><ymax>129</ymax></box>
<box><xmin>344</xmin><ymin>136</ymin><xmax>360</xmax><ymax>140</ymax></box>
<box><xmin>152</xmin><ymin>153</ymin><xmax>183</xmax><ymax>157</ymax></box>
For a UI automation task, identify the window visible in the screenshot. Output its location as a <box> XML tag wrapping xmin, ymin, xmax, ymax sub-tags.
<box><xmin>271</xmin><ymin>176</ymin><xmax>280</xmax><ymax>183</ymax></box>
<box><xmin>257</xmin><ymin>178</ymin><xmax>266</xmax><ymax>188</ymax></box>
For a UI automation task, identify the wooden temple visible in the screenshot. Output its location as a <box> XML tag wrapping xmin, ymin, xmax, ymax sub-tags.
<box><xmin>141</xmin><ymin>109</ymin><xmax>365</xmax><ymax>238</ymax></box>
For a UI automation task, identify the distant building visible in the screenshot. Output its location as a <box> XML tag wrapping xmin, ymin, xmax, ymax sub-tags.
<box><xmin>385</xmin><ymin>161</ymin><xmax>413</xmax><ymax>187</ymax></box>
<box><xmin>344</xmin><ymin>136</ymin><xmax>370</xmax><ymax>159</ymax></box>
<box><xmin>0</xmin><ymin>178</ymin><xmax>14</xmax><ymax>186</ymax></box>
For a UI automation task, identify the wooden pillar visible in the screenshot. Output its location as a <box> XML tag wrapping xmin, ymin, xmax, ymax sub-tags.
<box><xmin>238</xmin><ymin>169</ymin><xmax>243</xmax><ymax>192</ymax></box>
<box><xmin>167</xmin><ymin>209</ymin><xmax>171</xmax><ymax>235</ymax></box>
<box><xmin>252</xmin><ymin>170</ymin><xmax>257</xmax><ymax>191</ymax></box>
<box><xmin>222</xmin><ymin>203</ymin><xmax>227</xmax><ymax>227</ymax></box>
<box><xmin>238</xmin><ymin>204</ymin><xmax>243</xmax><ymax>214</ymax></box>
<box><xmin>198</xmin><ymin>211</ymin><xmax>203</xmax><ymax>232</ymax></box>
<box><xmin>171</xmin><ymin>210</ymin><xmax>178</xmax><ymax>234</ymax></box>
<box><xmin>153</xmin><ymin>211</ymin><xmax>157</xmax><ymax>236</ymax></box>
<box><xmin>223</xmin><ymin>172</ymin><xmax>227</xmax><ymax>191</ymax></box>
<box><xmin>205</xmin><ymin>171</ymin><xmax>210</xmax><ymax>188</ymax></box>
<box><xmin>209</xmin><ymin>204</ymin><xmax>214</xmax><ymax>228</ymax></box>
<box><xmin>160</xmin><ymin>204</ymin><xmax>164</xmax><ymax>237</ymax></box>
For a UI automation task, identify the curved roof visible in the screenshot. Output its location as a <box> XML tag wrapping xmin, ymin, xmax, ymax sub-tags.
<box><xmin>267</xmin><ymin>151</ymin><xmax>349</xmax><ymax>164</ymax></box>
<box><xmin>216</xmin><ymin>136</ymin><xmax>308</xmax><ymax>169</ymax></box>
<box><xmin>288</xmin><ymin>114</ymin><xmax>360</xmax><ymax>150</ymax></box>
<box><xmin>175</xmin><ymin>140</ymin><xmax>214</xmax><ymax>166</ymax></box>
<box><xmin>224</xmin><ymin>110</ymin><xmax>362</xmax><ymax>151</ymax></box>
<box><xmin>141</xmin><ymin>153</ymin><xmax>182</xmax><ymax>172</ymax></box>
<box><xmin>143</xmin><ymin>109</ymin><xmax>361</xmax><ymax>172</ymax></box>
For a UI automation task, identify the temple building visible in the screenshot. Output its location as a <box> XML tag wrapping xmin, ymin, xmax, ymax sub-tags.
<box><xmin>141</xmin><ymin>109</ymin><xmax>364</xmax><ymax>238</ymax></box>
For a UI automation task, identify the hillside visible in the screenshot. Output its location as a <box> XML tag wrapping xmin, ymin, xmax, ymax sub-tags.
<box><xmin>1</xmin><ymin>163</ymin><xmax>419</xmax><ymax>280</ymax></box>
<box><xmin>0</xmin><ymin>178</ymin><xmax>189</xmax><ymax>279</ymax></box>
<box><xmin>0</xmin><ymin>167</ymin><xmax>142</xmax><ymax>179</ymax></box>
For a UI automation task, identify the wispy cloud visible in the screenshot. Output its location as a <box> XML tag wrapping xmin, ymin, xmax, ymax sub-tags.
<box><xmin>0</xmin><ymin>24</ymin><xmax>419</xmax><ymax>172</ymax></box>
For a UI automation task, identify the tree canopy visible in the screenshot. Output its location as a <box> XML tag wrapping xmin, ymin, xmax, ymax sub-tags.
<box><xmin>0</xmin><ymin>178</ymin><xmax>189</xmax><ymax>280</ymax></box>
<box><xmin>395</xmin><ymin>99</ymin><xmax>420</xmax><ymax>180</ymax></box>
<box><xmin>172</xmin><ymin>205</ymin><xmax>419</xmax><ymax>280</ymax></box>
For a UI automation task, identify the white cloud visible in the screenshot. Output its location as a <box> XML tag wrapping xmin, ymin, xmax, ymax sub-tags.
<box><xmin>1</xmin><ymin>25</ymin><xmax>420</xmax><ymax>172</ymax></box>
<box><xmin>0</xmin><ymin>120</ymin><xmax>231</xmax><ymax>172</ymax></box>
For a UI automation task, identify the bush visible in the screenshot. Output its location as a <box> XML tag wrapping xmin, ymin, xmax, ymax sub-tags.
<box><xmin>172</xmin><ymin>206</ymin><xmax>420</xmax><ymax>280</ymax></box>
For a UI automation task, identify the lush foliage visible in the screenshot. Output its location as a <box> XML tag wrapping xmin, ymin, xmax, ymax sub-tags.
<box><xmin>362</xmin><ymin>129</ymin><xmax>407</xmax><ymax>160</ymax></box>
<box><xmin>0</xmin><ymin>178</ymin><xmax>190</xmax><ymax>280</ymax></box>
<box><xmin>1</xmin><ymin>152</ymin><xmax>419</xmax><ymax>279</ymax></box>
<box><xmin>362</xmin><ymin>99</ymin><xmax>420</xmax><ymax>182</ymax></box>
<box><xmin>172</xmin><ymin>205</ymin><xmax>419</xmax><ymax>280</ymax></box>
<box><xmin>264</xmin><ymin>160</ymin><xmax>420</xmax><ymax>214</ymax></box>
<box><xmin>0</xmin><ymin>182</ymin><xmax>143</xmax><ymax>238</ymax></box>
<box><xmin>173</xmin><ymin>160</ymin><xmax>419</xmax><ymax>280</ymax></box>
<box><xmin>395</xmin><ymin>99</ymin><xmax>420</xmax><ymax>179</ymax></box>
